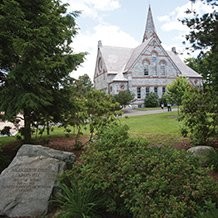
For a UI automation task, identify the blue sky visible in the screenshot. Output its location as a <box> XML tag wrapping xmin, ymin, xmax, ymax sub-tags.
<box><xmin>63</xmin><ymin>0</ymin><xmax>214</xmax><ymax>80</ymax></box>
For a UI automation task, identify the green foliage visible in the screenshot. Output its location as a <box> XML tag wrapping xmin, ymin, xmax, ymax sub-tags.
<box><xmin>181</xmin><ymin>1</ymin><xmax>218</xmax><ymax>148</ymax></box>
<box><xmin>56</xmin><ymin>179</ymin><xmax>103</xmax><ymax>218</ymax></box>
<box><xmin>198</xmin><ymin>208</ymin><xmax>218</xmax><ymax>218</ymax></box>
<box><xmin>64</xmin><ymin>75</ymin><xmax>121</xmax><ymax>142</ymax></box>
<box><xmin>159</xmin><ymin>94</ymin><xmax>168</xmax><ymax>106</ymax></box>
<box><xmin>113</xmin><ymin>90</ymin><xmax>135</xmax><ymax>107</ymax></box>
<box><xmin>183</xmin><ymin>0</ymin><xmax>218</xmax><ymax>91</ymax></box>
<box><xmin>66</xmin><ymin>124</ymin><xmax>218</xmax><ymax>217</ymax></box>
<box><xmin>180</xmin><ymin>88</ymin><xmax>217</xmax><ymax>145</ymax></box>
<box><xmin>144</xmin><ymin>92</ymin><xmax>159</xmax><ymax>107</ymax></box>
<box><xmin>166</xmin><ymin>76</ymin><xmax>191</xmax><ymax>106</ymax></box>
<box><xmin>0</xmin><ymin>0</ymin><xmax>85</xmax><ymax>142</ymax></box>
<box><xmin>205</xmin><ymin>150</ymin><xmax>218</xmax><ymax>172</ymax></box>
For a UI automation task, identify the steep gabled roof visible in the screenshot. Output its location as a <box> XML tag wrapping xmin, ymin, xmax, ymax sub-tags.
<box><xmin>100</xmin><ymin>46</ymin><xmax>133</xmax><ymax>73</ymax></box>
<box><xmin>167</xmin><ymin>51</ymin><xmax>202</xmax><ymax>78</ymax></box>
<box><xmin>142</xmin><ymin>5</ymin><xmax>156</xmax><ymax>42</ymax></box>
<box><xmin>124</xmin><ymin>38</ymin><xmax>152</xmax><ymax>71</ymax></box>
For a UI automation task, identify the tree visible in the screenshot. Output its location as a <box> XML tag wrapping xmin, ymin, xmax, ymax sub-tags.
<box><xmin>0</xmin><ymin>0</ymin><xmax>85</xmax><ymax>142</ymax></box>
<box><xmin>182</xmin><ymin>0</ymin><xmax>218</xmax><ymax>90</ymax></box>
<box><xmin>144</xmin><ymin>92</ymin><xmax>159</xmax><ymax>107</ymax></box>
<box><xmin>179</xmin><ymin>0</ymin><xmax>218</xmax><ymax>144</ymax></box>
<box><xmin>63</xmin><ymin>75</ymin><xmax>121</xmax><ymax>143</ymax></box>
<box><xmin>166</xmin><ymin>77</ymin><xmax>191</xmax><ymax>111</ymax></box>
<box><xmin>113</xmin><ymin>90</ymin><xmax>134</xmax><ymax>108</ymax></box>
<box><xmin>180</xmin><ymin>87</ymin><xmax>217</xmax><ymax>145</ymax></box>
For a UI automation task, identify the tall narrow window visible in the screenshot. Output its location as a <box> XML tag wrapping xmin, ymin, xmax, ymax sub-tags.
<box><xmin>137</xmin><ymin>87</ymin><xmax>141</xmax><ymax>99</ymax></box>
<box><xmin>162</xmin><ymin>86</ymin><xmax>166</xmax><ymax>94</ymax></box>
<box><xmin>146</xmin><ymin>87</ymin><xmax>150</xmax><ymax>96</ymax></box>
<box><xmin>143</xmin><ymin>60</ymin><xmax>150</xmax><ymax>75</ymax></box>
<box><xmin>151</xmin><ymin>51</ymin><xmax>158</xmax><ymax>65</ymax></box>
<box><xmin>144</xmin><ymin>65</ymin><xmax>149</xmax><ymax>75</ymax></box>
<box><xmin>154</xmin><ymin>86</ymin><xmax>158</xmax><ymax>95</ymax></box>
<box><xmin>159</xmin><ymin>60</ymin><xmax>167</xmax><ymax>75</ymax></box>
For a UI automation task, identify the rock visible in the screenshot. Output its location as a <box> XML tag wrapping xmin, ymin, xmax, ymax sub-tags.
<box><xmin>187</xmin><ymin>146</ymin><xmax>215</xmax><ymax>157</ymax></box>
<box><xmin>17</xmin><ymin>144</ymin><xmax>75</xmax><ymax>164</ymax></box>
<box><xmin>0</xmin><ymin>144</ymin><xmax>75</xmax><ymax>217</ymax></box>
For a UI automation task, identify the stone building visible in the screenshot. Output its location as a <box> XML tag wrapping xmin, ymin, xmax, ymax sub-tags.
<box><xmin>93</xmin><ymin>6</ymin><xmax>202</xmax><ymax>107</ymax></box>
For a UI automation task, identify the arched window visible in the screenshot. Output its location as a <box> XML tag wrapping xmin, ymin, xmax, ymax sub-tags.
<box><xmin>143</xmin><ymin>59</ymin><xmax>150</xmax><ymax>75</ymax></box>
<box><xmin>151</xmin><ymin>51</ymin><xmax>158</xmax><ymax>65</ymax></box>
<box><xmin>159</xmin><ymin>60</ymin><xmax>167</xmax><ymax>75</ymax></box>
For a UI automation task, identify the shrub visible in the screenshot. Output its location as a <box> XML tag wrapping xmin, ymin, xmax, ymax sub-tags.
<box><xmin>144</xmin><ymin>92</ymin><xmax>159</xmax><ymax>107</ymax></box>
<box><xmin>198</xmin><ymin>208</ymin><xmax>218</xmax><ymax>218</ymax></box>
<box><xmin>205</xmin><ymin>150</ymin><xmax>218</xmax><ymax>172</ymax></box>
<box><xmin>55</xmin><ymin>179</ymin><xmax>104</xmax><ymax>218</ymax></box>
<box><xmin>180</xmin><ymin>88</ymin><xmax>217</xmax><ymax>145</ymax></box>
<box><xmin>113</xmin><ymin>90</ymin><xmax>135</xmax><ymax>108</ymax></box>
<box><xmin>62</xmin><ymin>124</ymin><xmax>218</xmax><ymax>217</ymax></box>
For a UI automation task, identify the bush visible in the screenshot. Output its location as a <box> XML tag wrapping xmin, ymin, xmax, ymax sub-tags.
<box><xmin>61</xmin><ymin>124</ymin><xmax>218</xmax><ymax>217</ymax></box>
<box><xmin>113</xmin><ymin>90</ymin><xmax>135</xmax><ymax>108</ymax></box>
<box><xmin>55</xmin><ymin>178</ymin><xmax>104</xmax><ymax>218</ymax></box>
<box><xmin>198</xmin><ymin>208</ymin><xmax>218</xmax><ymax>218</ymax></box>
<box><xmin>144</xmin><ymin>92</ymin><xmax>159</xmax><ymax>107</ymax></box>
<box><xmin>204</xmin><ymin>150</ymin><xmax>218</xmax><ymax>172</ymax></box>
<box><xmin>180</xmin><ymin>88</ymin><xmax>217</xmax><ymax>145</ymax></box>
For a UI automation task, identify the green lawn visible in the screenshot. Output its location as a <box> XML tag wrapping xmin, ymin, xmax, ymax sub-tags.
<box><xmin>0</xmin><ymin>136</ymin><xmax>17</xmax><ymax>148</ymax></box>
<box><xmin>1</xmin><ymin>112</ymin><xmax>184</xmax><ymax>148</ymax></box>
<box><xmin>121</xmin><ymin>111</ymin><xmax>183</xmax><ymax>146</ymax></box>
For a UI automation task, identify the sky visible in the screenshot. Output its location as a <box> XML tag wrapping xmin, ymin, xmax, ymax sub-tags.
<box><xmin>62</xmin><ymin>0</ymin><xmax>215</xmax><ymax>81</ymax></box>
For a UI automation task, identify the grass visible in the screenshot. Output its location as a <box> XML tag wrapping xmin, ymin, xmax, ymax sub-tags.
<box><xmin>121</xmin><ymin>111</ymin><xmax>183</xmax><ymax>146</ymax></box>
<box><xmin>1</xmin><ymin>112</ymin><xmax>183</xmax><ymax>148</ymax></box>
<box><xmin>0</xmin><ymin>136</ymin><xmax>17</xmax><ymax>148</ymax></box>
<box><xmin>0</xmin><ymin>126</ymin><xmax>88</xmax><ymax>148</ymax></box>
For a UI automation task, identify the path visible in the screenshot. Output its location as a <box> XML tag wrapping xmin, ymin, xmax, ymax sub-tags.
<box><xmin>122</xmin><ymin>108</ymin><xmax>177</xmax><ymax>117</ymax></box>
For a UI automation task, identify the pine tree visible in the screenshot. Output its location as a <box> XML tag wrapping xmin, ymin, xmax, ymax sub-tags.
<box><xmin>0</xmin><ymin>0</ymin><xmax>85</xmax><ymax>142</ymax></box>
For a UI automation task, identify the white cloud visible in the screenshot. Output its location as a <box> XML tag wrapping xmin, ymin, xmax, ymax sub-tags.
<box><xmin>72</xmin><ymin>24</ymin><xmax>138</xmax><ymax>80</ymax></box>
<box><xmin>158</xmin><ymin>0</ymin><xmax>215</xmax><ymax>59</ymax></box>
<box><xmin>64</xmin><ymin>0</ymin><xmax>121</xmax><ymax>19</ymax></box>
<box><xmin>62</xmin><ymin>0</ymin><xmax>125</xmax><ymax>80</ymax></box>
<box><xmin>158</xmin><ymin>0</ymin><xmax>214</xmax><ymax>32</ymax></box>
<box><xmin>161</xmin><ymin>21</ymin><xmax>188</xmax><ymax>32</ymax></box>
<box><xmin>86</xmin><ymin>0</ymin><xmax>121</xmax><ymax>11</ymax></box>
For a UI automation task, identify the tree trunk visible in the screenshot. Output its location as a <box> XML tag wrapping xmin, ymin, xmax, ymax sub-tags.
<box><xmin>23</xmin><ymin>109</ymin><xmax>32</xmax><ymax>143</ymax></box>
<box><xmin>46</xmin><ymin>120</ymin><xmax>50</xmax><ymax>135</ymax></box>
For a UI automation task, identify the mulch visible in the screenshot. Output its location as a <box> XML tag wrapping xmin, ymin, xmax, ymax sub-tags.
<box><xmin>1</xmin><ymin>136</ymin><xmax>218</xmax><ymax>182</ymax></box>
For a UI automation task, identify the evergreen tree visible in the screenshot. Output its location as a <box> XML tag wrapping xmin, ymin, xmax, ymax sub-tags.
<box><xmin>182</xmin><ymin>0</ymin><xmax>218</xmax><ymax>90</ymax></box>
<box><xmin>180</xmin><ymin>0</ymin><xmax>218</xmax><ymax>144</ymax></box>
<box><xmin>113</xmin><ymin>90</ymin><xmax>135</xmax><ymax>108</ymax></box>
<box><xmin>0</xmin><ymin>0</ymin><xmax>85</xmax><ymax>142</ymax></box>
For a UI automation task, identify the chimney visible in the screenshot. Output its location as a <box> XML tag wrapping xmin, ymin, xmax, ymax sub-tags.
<box><xmin>172</xmin><ymin>47</ymin><xmax>177</xmax><ymax>54</ymax></box>
<box><xmin>98</xmin><ymin>40</ymin><xmax>102</xmax><ymax>48</ymax></box>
